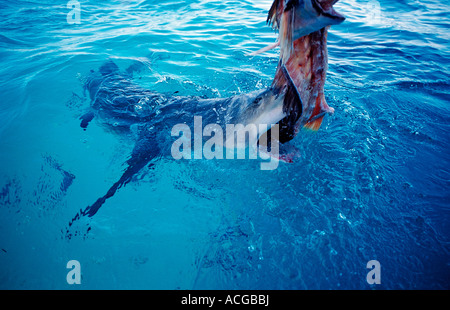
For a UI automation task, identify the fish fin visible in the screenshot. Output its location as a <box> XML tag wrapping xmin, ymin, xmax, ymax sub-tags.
<box><xmin>304</xmin><ymin>94</ymin><xmax>334</xmax><ymax>131</ymax></box>
<box><xmin>279</xmin><ymin>6</ymin><xmax>295</xmax><ymax>64</ymax></box>
<box><xmin>267</xmin><ymin>0</ymin><xmax>296</xmax><ymax>63</ymax></box>
<box><xmin>248</xmin><ymin>41</ymin><xmax>280</xmax><ymax>56</ymax></box>
<box><xmin>304</xmin><ymin>115</ymin><xmax>324</xmax><ymax>131</ymax></box>
<box><xmin>267</xmin><ymin>0</ymin><xmax>281</xmax><ymax>29</ymax></box>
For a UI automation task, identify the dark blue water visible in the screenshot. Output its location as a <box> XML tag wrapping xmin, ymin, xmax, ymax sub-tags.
<box><xmin>0</xmin><ymin>0</ymin><xmax>448</xmax><ymax>289</ymax></box>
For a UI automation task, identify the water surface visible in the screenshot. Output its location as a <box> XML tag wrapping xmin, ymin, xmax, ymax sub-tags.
<box><xmin>0</xmin><ymin>0</ymin><xmax>449</xmax><ymax>289</ymax></box>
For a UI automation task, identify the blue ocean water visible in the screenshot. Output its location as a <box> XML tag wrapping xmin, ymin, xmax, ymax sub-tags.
<box><xmin>0</xmin><ymin>0</ymin><xmax>449</xmax><ymax>290</ymax></box>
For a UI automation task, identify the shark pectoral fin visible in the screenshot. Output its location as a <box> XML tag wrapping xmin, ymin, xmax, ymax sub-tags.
<box><xmin>80</xmin><ymin>111</ymin><xmax>95</xmax><ymax>130</ymax></box>
<box><xmin>304</xmin><ymin>94</ymin><xmax>334</xmax><ymax>131</ymax></box>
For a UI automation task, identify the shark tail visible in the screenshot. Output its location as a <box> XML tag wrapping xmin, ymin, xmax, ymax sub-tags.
<box><xmin>67</xmin><ymin>143</ymin><xmax>157</xmax><ymax>231</ymax></box>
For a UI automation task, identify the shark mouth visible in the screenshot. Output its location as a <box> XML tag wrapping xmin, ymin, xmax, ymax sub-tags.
<box><xmin>314</xmin><ymin>0</ymin><xmax>345</xmax><ymax>21</ymax></box>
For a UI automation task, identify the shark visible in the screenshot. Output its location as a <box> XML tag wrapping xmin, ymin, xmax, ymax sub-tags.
<box><xmin>66</xmin><ymin>0</ymin><xmax>345</xmax><ymax>231</ymax></box>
